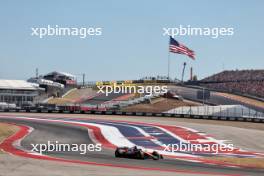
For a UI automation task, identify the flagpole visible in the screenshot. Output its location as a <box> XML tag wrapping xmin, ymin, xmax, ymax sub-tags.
<box><xmin>167</xmin><ymin>37</ymin><xmax>171</xmax><ymax>80</ymax></box>
<box><xmin>167</xmin><ymin>50</ymin><xmax>170</xmax><ymax>80</ymax></box>
<box><xmin>166</xmin><ymin>38</ymin><xmax>171</xmax><ymax>107</ymax></box>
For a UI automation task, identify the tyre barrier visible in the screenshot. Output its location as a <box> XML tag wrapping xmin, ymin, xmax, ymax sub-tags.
<box><xmin>0</xmin><ymin>108</ymin><xmax>263</xmax><ymax>123</ymax></box>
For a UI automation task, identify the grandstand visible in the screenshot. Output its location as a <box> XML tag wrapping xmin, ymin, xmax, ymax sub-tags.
<box><xmin>200</xmin><ymin>70</ymin><xmax>264</xmax><ymax>98</ymax></box>
<box><xmin>28</xmin><ymin>77</ymin><xmax>65</xmax><ymax>98</ymax></box>
<box><xmin>0</xmin><ymin>80</ymin><xmax>42</xmax><ymax>106</ymax></box>
<box><xmin>27</xmin><ymin>71</ymin><xmax>78</xmax><ymax>103</ymax></box>
<box><xmin>43</xmin><ymin>71</ymin><xmax>76</xmax><ymax>87</ymax></box>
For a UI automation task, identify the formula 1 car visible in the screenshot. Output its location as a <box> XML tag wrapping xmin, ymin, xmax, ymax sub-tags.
<box><xmin>115</xmin><ymin>146</ymin><xmax>163</xmax><ymax>160</ymax></box>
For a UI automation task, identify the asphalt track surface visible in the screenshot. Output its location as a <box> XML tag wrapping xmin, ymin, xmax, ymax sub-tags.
<box><xmin>170</xmin><ymin>86</ymin><xmax>264</xmax><ymax>112</ymax></box>
<box><xmin>0</xmin><ymin>114</ymin><xmax>264</xmax><ymax>176</ymax></box>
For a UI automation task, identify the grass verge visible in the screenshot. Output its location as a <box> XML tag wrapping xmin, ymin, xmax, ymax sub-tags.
<box><xmin>0</xmin><ymin>123</ymin><xmax>19</xmax><ymax>154</ymax></box>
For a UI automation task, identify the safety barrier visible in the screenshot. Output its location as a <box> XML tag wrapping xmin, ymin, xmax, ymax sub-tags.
<box><xmin>0</xmin><ymin>108</ymin><xmax>263</xmax><ymax>123</ymax></box>
<box><xmin>166</xmin><ymin>105</ymin><xmax>264</xmax><ymax>119</ymax></box>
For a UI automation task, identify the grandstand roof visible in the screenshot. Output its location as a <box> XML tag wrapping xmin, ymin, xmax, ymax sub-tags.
<box><xmin>0</xmin><ymin>80</ymin><xmax>38</xmax><ymax>90</ymax></box>
<box><xmin>27</xmin><ymin>78</ymin><xmax>65</xmax><ymax>88</ymax></box>
<box><xmin>45</xmin><ymin>71</ymin><xmax>76</xmax><ymax>78</ymax></box>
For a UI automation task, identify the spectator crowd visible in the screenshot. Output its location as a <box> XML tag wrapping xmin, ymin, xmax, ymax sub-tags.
<box><xmin>201</xmin><ymin>70</ymin><xmax>264</xmax><ymax>98</ymax></box>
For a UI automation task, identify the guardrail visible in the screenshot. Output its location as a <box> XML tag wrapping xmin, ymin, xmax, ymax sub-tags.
<box><xmin>0</xmin><ymin>108</ymin><xmax>263</xmax><ymax>123</ymax></box>
<box><xmin>184</xmin><ymin>84</ymin><xmax>264</xmax><ymax>102</ymax></box>
<box><xmin>166</xmin><ymin>105</ymin><xmax>264</xmax><ymax>119</ymax></box>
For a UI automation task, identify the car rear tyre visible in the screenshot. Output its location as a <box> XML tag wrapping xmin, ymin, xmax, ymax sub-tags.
<box><xmin>152</xmin><ymin>151</ymin><xmax>160</xmax><ymax>160</ymax></box>
<box><xmin>137</xmin><ymin>151</ymin><xmax>145</xmax><ymax>159</ymax></box>
<box><xmin>115</xmin><ymin>150</ymin><xmax>121</xmax><ymax>157</ymax></box>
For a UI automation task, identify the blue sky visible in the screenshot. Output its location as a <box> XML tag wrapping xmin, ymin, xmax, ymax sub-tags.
<box><xmin>0</xmin><ymin>0</ymin><xmax>263</xmax><ymax>81</ymax></box>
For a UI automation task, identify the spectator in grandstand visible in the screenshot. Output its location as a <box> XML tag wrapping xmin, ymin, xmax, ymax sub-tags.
<box><xmin>200</xmin><ymin>70</ymin><xmax>264</xmax><ymax>98</ymax></box>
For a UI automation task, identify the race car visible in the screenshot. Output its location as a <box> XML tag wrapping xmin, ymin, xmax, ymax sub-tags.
<box><xmin>115</xmin><ymin>146</ymin><xmax>163</xmax><ymax>160</ymax></box>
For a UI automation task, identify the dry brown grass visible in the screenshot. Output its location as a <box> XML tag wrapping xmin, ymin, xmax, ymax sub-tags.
<box><xmin>48</xmin><ymin>98</ymin><xmax>75</xmax><ymax>105</ymax></box>
<box><xmin>122</xmin><ymin>98</ymin><xmax>199</xmax><ymax>113</ymax></box>
<box><xmin>0</xmin><ymin>123</ymin><xmax>19</xmax><ymax>154</ymax></box>
<box><xmin>48</xmin><ymin>88</ymin><xmax>97</xmax><ymax>105</ymax></box>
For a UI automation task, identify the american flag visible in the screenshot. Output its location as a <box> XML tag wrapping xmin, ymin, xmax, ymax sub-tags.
<box><xmin>169</xmin><ymin>36</ymin><xmax>195</xmax><ymax>60</ymax></box>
